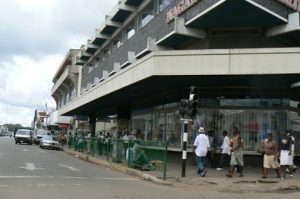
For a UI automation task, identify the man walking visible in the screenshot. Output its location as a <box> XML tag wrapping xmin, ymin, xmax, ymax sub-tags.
<box><xmin>193</xmin><ymin>127</ymin><xmax>210</xmax><ymax>177</ymax></box>
<box><xmin>226</xmin><ymin>127</ymin><xmax>244</xmax><ymax>177</ymax></box>
<box><xmin>216</xmin><ymin>130</ymin><xmax>231</xmax><ymax>170</ymax></box>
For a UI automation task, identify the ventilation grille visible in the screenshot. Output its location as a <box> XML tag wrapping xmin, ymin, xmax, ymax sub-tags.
<box><xmin>210</xmin><ymin>28</ymin><xmax>261</xmax><ymax>36</ymax></box>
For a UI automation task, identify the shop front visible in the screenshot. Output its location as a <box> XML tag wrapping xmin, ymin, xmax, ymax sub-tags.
<box><xmin>131</xmin><ymin>97</ymin><xmax>300</xmax><ymax>154</ymax></box>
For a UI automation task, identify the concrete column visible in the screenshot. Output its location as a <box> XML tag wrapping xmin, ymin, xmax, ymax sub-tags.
<box><xmin>89</xmin><ymin>115</ymin><xmax>97</xmax><ymax>137</ymax></box>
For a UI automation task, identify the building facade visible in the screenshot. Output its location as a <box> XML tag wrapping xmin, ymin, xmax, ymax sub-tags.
<box><xmin>50</xmin><ymin>49</ymin><xmax>81</xmax><ymax>134</ymax></box>
<box><xmin>55</xmin><ymin>0</ymin><xmax>300</xmax><ymax>154</ymax></box>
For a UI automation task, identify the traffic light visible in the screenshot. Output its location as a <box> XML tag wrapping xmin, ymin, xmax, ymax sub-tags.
<box><xmin>179</xmin><ymin>99</ymin><xmax>189</xmax><ymax>118</ymax></box>
<box><xmin>188</xmin><ymin>86</ymin><xmax>199</xmax><ymax>118</ymax></box>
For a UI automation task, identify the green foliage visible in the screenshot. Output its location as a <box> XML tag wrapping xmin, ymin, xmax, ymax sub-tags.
<box><xmin>4</xmin><ymin>124</ymin><xmax>22</xmax><ymax>132</ymax></box>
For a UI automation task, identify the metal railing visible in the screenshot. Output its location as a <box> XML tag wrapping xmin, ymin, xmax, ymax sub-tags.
<box><xmin>67</xmin><ymin>136</ymin><xmax>168</xmax><ymax>180</ymax></box>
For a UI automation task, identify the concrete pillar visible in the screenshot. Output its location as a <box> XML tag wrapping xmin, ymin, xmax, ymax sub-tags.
<box><xmin>89</xmin><ymin>115</ymin><xmax>97</xmax><ymax>137</ymax></box>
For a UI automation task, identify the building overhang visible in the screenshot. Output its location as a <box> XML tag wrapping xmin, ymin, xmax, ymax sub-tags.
<box><xmin>124</xmin><ymin>0</ymin><xmax>144</xmax><ymax>7</ymax></box>
<box><xmin>266</xmin><ymin>12</ymin><xmax>300</xmax><ymax>44</ymax></box>
<box><xmin>75</xmin><ymin>57</ymin><xmax>86</xmax><ymax>65</ymax></box>
<box><xmin>59</xmin><ymin>47</ymin><xmax>300</xmax><ymax>116</ymax></box>
<box><xmin>111</xmin><ymin>3</ymin><xmax>136</xmax><ymax>23</ymax></box>
<box><xmin>156</xmin><ymin>17</ymin><xmax>207</xmax><ymax>47</ymax></box>
<box><xmin>186</xmin><ymin>0</ymin><xmax>288</xmax><ymax>29</ymax></box>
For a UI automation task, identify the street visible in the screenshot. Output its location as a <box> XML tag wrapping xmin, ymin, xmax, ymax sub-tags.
<box><xmin>0</xmin><ymin>136</ymin><xmax>299</xmax><ymax>199</ymax></box>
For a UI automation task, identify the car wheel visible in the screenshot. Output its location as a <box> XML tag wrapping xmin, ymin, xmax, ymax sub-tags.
<box><xmin>15</xmin><ymin>141</ymin><xmax>18</xmax><ymax>144</ymax></box>
<box><xmin>29</xmin><ymin>142</ymin><xmax>32</xmax><ymax>145</ymax></box>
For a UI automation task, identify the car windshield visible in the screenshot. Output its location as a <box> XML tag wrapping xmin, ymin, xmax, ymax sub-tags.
<box><xmin>38</xmin><ymin>131</ymin><xmax>51</xmax><ymax>135</ymax></box>
<box><xmin>42</xmin><ymin>135</ymin><xmax>54</xmax><ymax>141</ymax></box>
<box><xmin>17</xmin><ymin>130</ymin><xmax>31</xmax><ymax>135</ymax></box>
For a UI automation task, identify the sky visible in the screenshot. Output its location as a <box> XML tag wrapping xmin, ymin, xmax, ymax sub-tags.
<box><xmin>0</xmin><ymin>0</ymin><xmax>117</xmax><ymax>127</ymax></box>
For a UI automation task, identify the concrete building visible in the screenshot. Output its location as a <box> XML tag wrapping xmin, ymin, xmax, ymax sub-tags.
<box><xmin>50</xmin><ymin>49</ymin><xmax>81</xmax><ymax>134</ymax></box>
<box><xmin>54</xmin><ymin>0</ymin><xmax>300</xmax><ymax>155</ymax></box>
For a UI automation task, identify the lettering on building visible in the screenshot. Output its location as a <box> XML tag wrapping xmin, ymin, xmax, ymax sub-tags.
<box><xmin>166</xmin><ymin>0</ymin><xmax>199</xmax><ymax>23</ymax></box>
<box><xmin>278</xmin><ymin>0</ymin><xmax>300</xmax><ymax>11</ymax></box>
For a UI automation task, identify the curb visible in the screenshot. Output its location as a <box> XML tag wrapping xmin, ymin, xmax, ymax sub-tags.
<box><xmin>64</xmin><ymin>148</ymin><xmax>172</xmax><ymax>186</ymax></box>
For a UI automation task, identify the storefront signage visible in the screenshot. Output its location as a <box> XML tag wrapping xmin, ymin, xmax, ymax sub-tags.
<box><xmin>166</xmin><ymin>0</ymin><xmax>199</xmax><ymax>23</ymax></box>
<box><xmin>278</xmin><ymin>0</ymin><xmax>300</xmax><ymax>11</ymax></box>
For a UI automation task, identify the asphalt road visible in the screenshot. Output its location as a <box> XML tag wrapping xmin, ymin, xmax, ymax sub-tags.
<box><xmin>0</xmin><ymin>136</ymin><xmax>299</xmax><ymax>199</ymax></box>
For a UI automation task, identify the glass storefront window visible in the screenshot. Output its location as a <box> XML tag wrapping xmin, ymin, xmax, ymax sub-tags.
<box><xmin>132</xmin><ymin>109</ymin><xmax>153</xmax><ymax>141</ymax></box>
<box><xmin>193</xmin><ymin>109</ymin><xmax>288</xmax><ymax>151</ymax></box>
<box><xmin>131</xmin><ymin>99</ymin><xmax>299</xmax><ymax>152</ymax></box>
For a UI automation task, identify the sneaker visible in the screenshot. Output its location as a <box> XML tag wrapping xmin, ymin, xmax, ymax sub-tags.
<box><xmin>216</xmin><ymin>168</ymin><xmax>223</xmax><ymax>171</ymax></box>
<box><xmin>201</xmin><ymin>170</ymin><xmax>207</xmax><ymax>177</ymax></box>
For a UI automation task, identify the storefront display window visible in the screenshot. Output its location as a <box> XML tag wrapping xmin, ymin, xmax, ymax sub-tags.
<box><xmin>131</xmin><ymin>99</ymin><xmax>299</xmax><ymax>152</ymax></box>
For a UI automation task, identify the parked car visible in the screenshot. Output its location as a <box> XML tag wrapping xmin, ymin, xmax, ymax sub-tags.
<box><xmin>34</xmin><ymin>129</ymin><xmax>51</xmax><ymax>144</ymax></box>
<box><xmin>39</xmin><ymin>135</ymin><xmax>59</xmax><ymax>150</ymax></box>
<box><xmin>15</xmin><ymin>129</ymin><xmax>33</xmax><ymax>145</ymax></box>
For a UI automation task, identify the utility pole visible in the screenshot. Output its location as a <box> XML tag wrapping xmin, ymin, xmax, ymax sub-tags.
<box><xmin>179</xmin><ymin>86</ymin><xmax>199</xmax><ymax>177</ymax></box>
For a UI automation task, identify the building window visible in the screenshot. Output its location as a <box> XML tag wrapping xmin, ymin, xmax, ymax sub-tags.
<box><xmin>159</xmin><ymin>0</ymin><xmax>175</xmax><ymax>12</ymax></box>
<box><xmin>124</xmin><ymin>20</ymin><xmax>136</xmax><ymax>40</ymax></box>
<box><xmin>88</xmin><ymin>64</ymin><xmax>94</xmax><ymax>74</ymax></box>
<box><xmin>139</xmin><ymin>1</ymin><xmax>155</xmax><ymax>28</ymax></box>
<box><xmin>113</xmin><ymin>34</ymin><xmax>123</xmax><ymax>49</ymax></box>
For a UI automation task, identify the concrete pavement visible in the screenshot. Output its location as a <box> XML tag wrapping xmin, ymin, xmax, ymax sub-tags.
<box><xmin>64</xmin><ymin>148</ymin><xmax>300</xmax><ymax>194</ymax></box>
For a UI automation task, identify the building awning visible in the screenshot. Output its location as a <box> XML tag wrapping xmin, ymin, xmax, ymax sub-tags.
<box><xmin>59</xmin><ymin>48</ymin><xmax>300</xmax><ymax>117</ymax></box>
<box><xmin>124</xmin><ymin>0</ymin><xmax>144</xmax><ymax>7</ymax></box>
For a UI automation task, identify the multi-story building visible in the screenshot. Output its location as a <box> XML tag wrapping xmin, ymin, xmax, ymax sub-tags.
<box><xmin>50</xmin><ymin>49</ymin><xmax>81</xmax><ymax>134</ymax></box>
<box><xmin>55</xmin><ymin>0</ymin><xmax>300</xmax><ymax>154</ymax></box>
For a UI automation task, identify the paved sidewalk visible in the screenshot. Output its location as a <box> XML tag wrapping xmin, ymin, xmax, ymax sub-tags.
<box><xmin>64</xmin><ymin>148</ymin><xmax>300</xmax><ymax>193</ymax></box>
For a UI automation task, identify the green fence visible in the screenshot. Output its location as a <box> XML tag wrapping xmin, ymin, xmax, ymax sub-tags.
<box><xmin>67</xmin><ymin>136</ymin><xmax>168</xmax><ymax>180</ymax></box>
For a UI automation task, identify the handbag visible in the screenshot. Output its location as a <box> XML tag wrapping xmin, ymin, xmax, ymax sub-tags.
<box><xmin>255</xmin><ymin>140</ymin><xmax>265</xmax><ymax>153</ymax></box>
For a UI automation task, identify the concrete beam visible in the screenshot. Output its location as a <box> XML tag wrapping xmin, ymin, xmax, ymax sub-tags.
<box><xmin>266</xmin><ymin>12</ymin><xmax>300</xmax><ymax>37</ymax></box>
<box><xmin>174</xmin><ymin>17</ymin><xmax>207</xmax><ymax>39</ymax></box>
<box><xmin>105</xmin><ymin>15</ymin><xmax>122</xmax><ymax>27</ymax></box>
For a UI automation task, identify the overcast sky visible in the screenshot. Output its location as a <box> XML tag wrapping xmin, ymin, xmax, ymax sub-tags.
<box><xmin>0</xmin><ymin>0</ymin><xmax>117</xmax><ymax>127</ymax></box>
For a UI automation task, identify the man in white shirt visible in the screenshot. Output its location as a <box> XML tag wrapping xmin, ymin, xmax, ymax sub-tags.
<box><xmin>216</xmin><ymin>130</ymin><xmax>231</xmax><ymax>170</ymax></box>
<box><xmin>193</xmin><ymin>127</ymin><xmax>210</xmax><ymax>177</ymax></box>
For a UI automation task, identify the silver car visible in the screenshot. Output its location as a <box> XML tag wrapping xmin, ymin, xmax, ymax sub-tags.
<box><xmin>34</xmin><ymin>129</ymin><xmax>51</xmax><ymax>144</ymax></box>
<box><xmin>39</xmin><ymin>135</ymin><xmax>59</xmax><ymax>150</ymax></box>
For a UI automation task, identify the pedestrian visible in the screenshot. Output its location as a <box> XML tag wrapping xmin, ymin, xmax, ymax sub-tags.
<box><xmin>226</xmin><ymin>126</ymin><xmax>244</xmax><ymax>177</ymax></box>
<box><xmin>216</xmin><ymin>130</ymin><xmax>231</xmax><ymax>171</ymax></box>
<box><xmin>206</xmin><ymin>130</ymin><xmax>216</xmax><ymax>168</ymax></box>
<box><xmin>193</xmin><ymin>127</ymin><xmax>210</xmax><ymax>177</ymax></box>
<box><xmin>280</xmin><ymin>131</ymin><xmax>293</xmax><ymax>179</ymax></box>
<box><xmin>287</xmin><ymin>131</ymin><xmax>297</xmax><ymax>173</ymax></box>
<box><xmin>262</xmin><ymin>133</ymin><xmax>281</xmax><ymax>178</ymax></box>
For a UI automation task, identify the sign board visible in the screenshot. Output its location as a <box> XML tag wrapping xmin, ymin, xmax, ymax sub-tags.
<box><xmin>277</xmin><ymin>0</ymin><xmax>300</xmax><ymax>11</ymax></box>
<box><xmin>166</xmin><ymin>0</ymin><xmax>199</xmax><ymax>23</ymax></box>
<box><xmin>74</xmin><ymin>115</ymin><xmax>89</xmax><ymax>121</ymax></box>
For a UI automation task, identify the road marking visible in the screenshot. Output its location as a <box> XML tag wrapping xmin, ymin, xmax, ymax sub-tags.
<box><xmin>62</xmin><ymin>176</ymin><xmax>84</xmax><ymax>179</ymax></box>
<box><xmin>22</xmin><ymin>149</ymin><xmax>30</xmax><ymax>152</ymax></box>
<box><xmin>0</xmin><ymin>185</ymin><xmax>9</xmax><ymax>187</ymax></box>
<box><xmin>0</xmin><ymin>176</ymin><xmax>41</xmax><ymax>179</ymax></box>
<box><xmin>58</xmin><ymin>164</ymin><xmax>80</xmax><ymax>171</ymax></box>
<box><xmin>94</xmin><ymin>177</ymin><xmax>138</xmax><ymax>181</ymax></box>
<box><xmin>38</xmin><ymin>150</ymin><xmax>47</xmax><ymax>153</ymax></box>
<box><xmin>20</xmin><ymin>163</ymin><xmax>44</xmax><ymax>171</ymax></box>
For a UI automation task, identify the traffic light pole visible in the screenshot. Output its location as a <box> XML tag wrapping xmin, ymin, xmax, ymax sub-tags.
<box><xmin>181</xmin><ymin>119</ymin><xmax>189</xmax><ymax>177</ymax></box>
